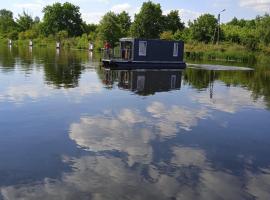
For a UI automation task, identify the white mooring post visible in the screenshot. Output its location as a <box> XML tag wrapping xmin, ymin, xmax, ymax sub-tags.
<box><xmin>89</xmin><ymin>51</ymin><xmax>93</xmax><ymax>61</ymax></box>
<box><xmin>56</xmin><ymin>41</ymin><xmax>60</xmax><ymax>49</ymax></box>
<box><xmin>89</xmin><ymin>42</ymin><xmax>94</xmax><ymax>51</ymax></box>
<box><xmin>29</xmin><ymin>40</ymin><xmax>33</xmax><ymax>47</ymax></box>
<box><xmin>8</xmin><ymin>39</ymin><xmax>12</xmax><ymax>46</ymax></box>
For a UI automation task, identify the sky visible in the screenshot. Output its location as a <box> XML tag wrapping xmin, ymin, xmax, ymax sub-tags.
<box><xmin>1</xmin><ymin>0</ymin><xmax>270</xmax><ymax>24</ymax></box>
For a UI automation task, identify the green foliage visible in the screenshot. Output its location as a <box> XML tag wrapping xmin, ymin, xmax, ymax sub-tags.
<box><xmin>189</xmin><ymin>14</ymin><xmax>218</xmax><ymax>43</ymax></box>
<box><xmin>98</xmin><ymin>12</ymin><xmax>121</xmax><ymax>47</ymax></box>
<box><xmin>0</xmin><ymin>1</ymin><xmax>269</xmax><ymax>53</ymax></box>
<box><xmin>0</xmin><ymin>9</ymin><xmax>17</xmax><ymax>35</ymax></box>
<box><xmin>221</xmin><ymin>25</ymin><xmax>241</xmax><ymax>43</ymax></box>
<box><xmin>241</xmin><ymin>34</ymin><xmax>259</xmax><ymax>50</ymax></box>
<box><xmin>160</xmin><ymin>31</ymin><xmax>174</xmax><ymax>40</ymax></box>
<box><xmin>42</xmin><ymin>2</ymin><xmax>83</xmax><ymax>36</ymax></box>
<box><xmin>56</xmin><ymin>30</ymin><xmax>69</xmax><ymax>41</ymax></box>
<box><xmin>117</xmin><ymin>11</ymin><xmax>131</xmax><ymax>37</ymax></box>
<box><xmin>16</xmin><ymin>11</ymin><xmax>34</xmax><ymax>32</ymax></box>
<box><xmin>19</xmin><ymin>30</ymin><xmax>38</xmax><ymax>40</ymax></box>
<box><xmin>76</xmin><ymin>33</ymin><xmax>89</xmax><ymax>49</ymax></box>
<box><xmin>164</xmin><ymin>10</ymin><xmax>184</xmax><ymax>33</ymax></box>
<box><xmin>8</xmin><ymin>30</ymin><xmax>18</xmax><ymax>40</ymax></box>
<box><xmin>131</xmin><ymin>1</ymin><xmax>163</xmax><ymax>38</ymax></box>
<box><xmin>83</xmin><ymin>23</ymin><xmax>98</xmax><ymax>35</ymax></box>
<box><xmin>174</xmin><ymin>29</ymin><xmax>192</xmax><ymax>42</ymax></box>
<box><xmin>256</xmin><ymin>14</ymin><xmax>270</xmax><ymax>45</ymax></box>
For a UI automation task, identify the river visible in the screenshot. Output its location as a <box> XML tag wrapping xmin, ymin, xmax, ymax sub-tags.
<box><xmin>0</xmin><ymin>46</ymin><xmax>270</xmax><ymax>200</ymax></box>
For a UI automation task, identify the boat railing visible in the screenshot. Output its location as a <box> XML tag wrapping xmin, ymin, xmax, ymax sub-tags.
<box><xmin>102</xmin><ymin>48</ymin><xmax>133</xmax><ymax>60</ymax></box>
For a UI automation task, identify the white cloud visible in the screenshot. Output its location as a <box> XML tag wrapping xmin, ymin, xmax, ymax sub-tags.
<box><xmin>247</xmin><ymin>169</ymin><xmax>270</xmax><ymax>200</ymax></box>
<box><xmin>191</xmin><ymin>87</ymin><xmax>266</xmax><ymax>113</ymax></box>
<box><xmin>0</xmin><ymin>81</ymin><xmax>102</xmax><ymax>104</ymax></box>
<box><xmin>0</xmin><ymin>156</ymin><xmax>163</xmax><ymax>200</ymax></box>
<box><xmin>1</xmin><ymin>147</ymin><xmax>260</xmax><ymax>200</ymax></box>
<box><xmin>81</xmin><ymin>11</ymin><xmax>105</xmax><ymax>24</ymax></box>
<box><xmin>111</xmin><ymin>3</ymin><xmax>132</xmax><ymax>14</ymax></box>
<box><xmin>0</xmin><ymin>85</ymin><xmax>52</xmax><ymax>104</ymax></box>
<box><xmin>12</xmin><ymin>0</ymin><xmax>111</xmax><ymax>21</ymax></box>
<box><xmin>69</xmin><ymin>103</ymin><xmax>210</xmax><ymax>166</ymax></box>
<box><xmin>147</xmin><ymin>102</ymin><xmax>209</xmax><ymax>133</ymax></box>
<box><xmin>13</xmin><ymin>3</ymin><xmax>43</xmax><ymax>11</ymax></box>
<box><xmin>69</xmin><ymin>109</ymin><xmax>153</xmax><ymax>166</ymax></box>
<box><xmin>171</xmin><ymin>147</ymin><xmax>207</xmax><ymax>167</ymax></box>
<box><xmin>164</xmin><ymin>9</ymin><xmax>201</xmax><ymax>24</ymax></box>
<box><xmin>178</xmin><ymin>9</ymin><xmax>202</xmax><ymax>24</ymax></box>
<box><xmin>239</xmin><ymin>0</ymin><xmax>270</xmax><ymax>12</ymax></box>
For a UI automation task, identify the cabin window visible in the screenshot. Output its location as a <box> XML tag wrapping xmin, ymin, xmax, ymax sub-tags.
<box><xmin>173</xmin><ymin>43</ymin><xmax>179</xmax><ymax>57</ymax></box>
<box><xmin>139</xmin><ymin>41</ymin><xmax>147</xmax><ymax>56</ymax></box>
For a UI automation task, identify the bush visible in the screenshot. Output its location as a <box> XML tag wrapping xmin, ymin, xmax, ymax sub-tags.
<box><xmin>76</xmin><ymin>33</ymin><xmax>89</xmax><ymax>49</ymax></box>
<box><xmin>160</xmin><ymin>31</ymin><xmax>174</xmax><ymax>40</ymax></box>
<box><xmin>56</xmin><ymin>30</ymin><xmax>68</xmax><ymax>41</ymax></box>
<box><xmin>242</xmin><ymin>35</ymin><xmax>259</xmax><ymax>51</ymax></box>
<box><xmin>174</xmin><ymin>29</ymin><xmax>192</xmax><ymax>42</ymax></box>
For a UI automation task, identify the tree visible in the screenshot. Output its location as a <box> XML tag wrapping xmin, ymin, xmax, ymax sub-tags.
<box><xmin>98</xmin><ymin>12</ymin><xmax>122</xmax><ymax>47</ymax></box>
<box><xmin>0</xmin><ymin>9</ymin><xmax>16</xmax><ymax>34</ymax></box>
<box><xmin>117</xmin><ymin>11</ymin><xmax>131</xmax><ymax>37</ymax></box>
<box><xmin>82</xmin><ymin>23</ymin><xmax>98</xmax><ymax>35</ymax></box>
<box><xmin>16</xmin><ymin>11</ymin><xmax>34</xmax><ymax>32</ymax></box>
<box><xmin>189</xmin><ymin>14</ymin><xmax>218</xmax><ymax>43</ymax></box>
<box><xmin>257</xmin><ymin>14</ymin><xmax>270</xmax><ymax>45</ymax></box>
<box><xmin>130</xmin><ymin>1</ymin><xmax>163</xmax><ymax>39</ymax></box>
<box><xmin>164</xmin><ymin>10</ymin><xmax>184</xmax><ymax>33</ymax></box>
<box><xmin>42</xmin><ymin>2</ymin><xmax>83</xmax><ymax>36</ymax></box>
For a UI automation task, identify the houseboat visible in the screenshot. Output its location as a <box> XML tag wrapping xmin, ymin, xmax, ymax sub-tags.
<box><xmin>102</xmin><ymin>38</ymin><xmax>186</xmax><ymax>69</ymax></box>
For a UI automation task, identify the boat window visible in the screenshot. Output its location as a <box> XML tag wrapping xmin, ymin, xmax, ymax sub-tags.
<box><xmin>171</xmin><ymin>75</ymin><xmax>176</xmax><ymax>89</ymax></box>
<box><xmin>173</xmin><ymin>43</ymin><xmax>179</xmax><ymax>57</ymax></box>
<box><xmin>137</xmin><ymin>76</ymin><xmax>145</xmax><ymax>91</ymax></box>
<box><xmin>139</xmin><ymin>41</ymin><xmax>147</xmax><ymax>56</ymax></box>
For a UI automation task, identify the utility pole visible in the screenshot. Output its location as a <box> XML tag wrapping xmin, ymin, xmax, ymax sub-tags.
<box><xmin>217</xmin><ymin>9</ymin><xmax>226</xmax><ymax>45</ymax></box>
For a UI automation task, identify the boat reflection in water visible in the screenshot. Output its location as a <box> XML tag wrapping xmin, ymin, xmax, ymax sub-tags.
<box><xmin>101</xmin><ymin>68</ymin><xmax>183</xmax><ymax>95</ymax></box>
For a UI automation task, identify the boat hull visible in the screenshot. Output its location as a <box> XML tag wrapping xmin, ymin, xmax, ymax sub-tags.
<box><xmin>102</xmin><ymin>59</ymin><xmax>186</xmax><ymax>70</ymax></box>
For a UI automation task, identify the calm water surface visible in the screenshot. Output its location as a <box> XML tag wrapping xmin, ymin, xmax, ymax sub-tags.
<box><xmin>0</xmin><ymin>46</ymin><xmax>270</xmax><ymax>200</ymax></box>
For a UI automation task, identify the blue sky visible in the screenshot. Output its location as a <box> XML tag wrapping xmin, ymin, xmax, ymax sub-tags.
<box><xmin>1</xmin><ymin>0</ymin><xmax>270</xmax><ymax>24</ymax></box>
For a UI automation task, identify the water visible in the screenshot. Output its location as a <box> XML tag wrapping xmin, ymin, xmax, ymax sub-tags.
<box><xmin>0</xmin><ymin>46</ymin><xmax>270</xmax><ymax>200</ymax></box>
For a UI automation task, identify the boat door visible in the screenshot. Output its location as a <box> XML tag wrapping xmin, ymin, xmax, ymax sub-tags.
<box><xmin>121</xmin><ymin>41</ymin><xmax>133</xmax><ymax>60</ymax></box>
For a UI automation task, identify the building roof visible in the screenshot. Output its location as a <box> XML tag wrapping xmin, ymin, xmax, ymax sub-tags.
<box><xmin>119</xmin><ymin>38</ymin><xmax>135</xmax><ymax>42</ymax></box>
<box><xmin>120</xmin><ymin>38</ymin><xmax>184</xmax><ymax>43</ymax></box>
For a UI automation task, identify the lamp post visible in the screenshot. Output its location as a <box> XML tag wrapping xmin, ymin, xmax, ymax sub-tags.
<box><xmin>217</xmin><ymin>9</ymin><xmax>226</xmax><ymax>45</ymax></box>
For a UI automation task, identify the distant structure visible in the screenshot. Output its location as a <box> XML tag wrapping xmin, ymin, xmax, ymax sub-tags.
<box><xmin>213</xmin><ymin>9</ymin><xmax>226</xmax><ymax>44</ymax></box>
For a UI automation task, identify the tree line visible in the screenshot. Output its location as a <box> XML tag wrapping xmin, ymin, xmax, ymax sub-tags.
<box><xmin>0</xmin><ymin>1</ymin><xmax>269</xmax><ymax>50</ymax></box>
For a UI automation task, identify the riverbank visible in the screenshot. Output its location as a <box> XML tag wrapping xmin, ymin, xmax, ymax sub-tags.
<box><xmin>1</xmin><ymin>38</ymin><xmax>269</xmax><ymax>53</ymax></box>
<box><xmin>1</xmin><ymin>38</ymin><xmax>270</xmax><ymax>66</ymax></box>
<box><xmin>0</xmin><ymin>35</ymin><xmax>99</xmax><ymax>50</ymax></box>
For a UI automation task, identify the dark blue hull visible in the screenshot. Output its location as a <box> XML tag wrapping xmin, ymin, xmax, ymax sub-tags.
<box><xmin>102</xmin><ymin>60</ymin><xmax>186</xmax><ymax>70</ymax></box>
